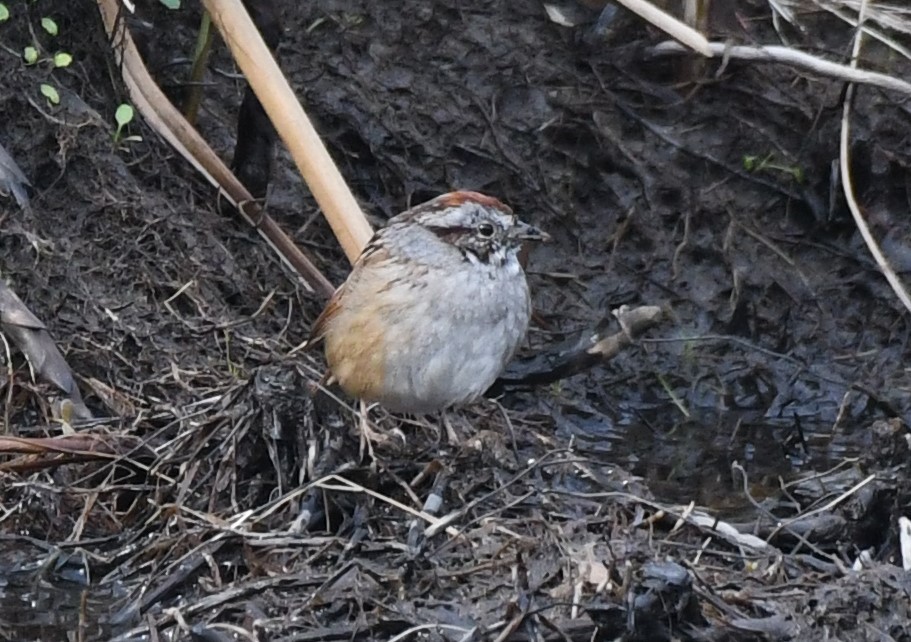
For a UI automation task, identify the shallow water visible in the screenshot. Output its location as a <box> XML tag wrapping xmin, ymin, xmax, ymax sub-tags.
<box><xmin>555</xmin><ymin>402</ymin><xmax>862</xmax><ymax>518</ymax></box>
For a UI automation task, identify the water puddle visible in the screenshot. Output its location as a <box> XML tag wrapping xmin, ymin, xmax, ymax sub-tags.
<box><xmin>555</xmin><ymin>402</ymin><xmax>864</xmax><ymax>518</ymax></box>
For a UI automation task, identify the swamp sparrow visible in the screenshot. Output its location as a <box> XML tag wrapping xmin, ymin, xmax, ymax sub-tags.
<box><xmin>309</xmin><ymin>191</ymin><xmax>547</xmax><ymax>414</ymax></box>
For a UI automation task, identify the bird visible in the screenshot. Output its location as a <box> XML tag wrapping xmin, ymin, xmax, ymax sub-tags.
<box><xmin>308</xmin><ymin>190</ymin><xmax>548</xmax><ymax>415</ymax></box>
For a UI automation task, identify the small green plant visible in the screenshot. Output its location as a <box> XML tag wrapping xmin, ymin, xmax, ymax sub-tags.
<box><xmin>39</xmin><ymin>83</ymin><xmax>59</xmax><ymax>105</ymax></box>
<box><xmin>0</xmin><ymin>4</ymin><xmax>10</xmax><ymax>22</ymax></box>
<box><xmin>21</xmin><ymin>13</ymin><xmax>72</xmax><ymax>68</ymax></box>
<box><xmin>23</xmin><ymin>45</ymin><xmax>71</xmax><ymax>67</ymax></box>
<box><xmin>159</xmin><ymin>0</ymin><xmax>180</xmax><ymax>8</ymax></box>
<box><xmin>743</xmin><ymin>154</ymin><xmax>805</xmax><ymax>183</ymax></box>
<box><xmin>113</xmin><ymin>103</ymin><xmax>142</xmax><ymax>145</ymax></box>
<box><xmin>53</xmin><ymin>52</ymin><xmax>71</xmax><ymax>67</ymax></box>
<box><xmin>11</xmin><ymin>10</ymin><xmax>75</xmax><ymax>110</ymax></box>
<box><xmin>40</xmin><ymin>16</ymin><xmax>57</xmax><ymax>36</ymax></box>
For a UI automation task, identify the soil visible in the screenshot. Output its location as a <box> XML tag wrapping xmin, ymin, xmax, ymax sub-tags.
<box><xmin>1</xmin><ymin>1</ymin><xmax>911</xmax><ymax>640</ymax></box>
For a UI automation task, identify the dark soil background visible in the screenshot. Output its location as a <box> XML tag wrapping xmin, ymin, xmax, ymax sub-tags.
<box><xmin>1</xmin><ymin>0</ymin><xmax>911</xmax><ymax>640</ymax></box>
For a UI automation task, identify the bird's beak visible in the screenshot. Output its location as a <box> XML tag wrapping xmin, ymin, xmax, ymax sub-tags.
<box><xmin>511</xmin><ymin>221</ymin><xmax>550</xmax><ymax>242</ymax></box>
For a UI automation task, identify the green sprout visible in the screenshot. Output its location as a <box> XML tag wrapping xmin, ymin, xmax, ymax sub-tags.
<box><xmin>39</xmin><ymin>83</ymin><xmax>59</xmax><ymax>105</ymax></box>
<box><xmin>0</xmin><ymin>4</ymin><xmax>10</xmax><ymax>22</ymax></box>
<box><xmin>13</xmin><ymin>11</ymin><xmax>74</xmax><ymax>106</ymax></box>
<box><xmin>40</xmin><ymin>16</ymin><xmax>57</xmax><ymax>35</ymax></box>
<box><xmin>159</xmin><ymin>0</ymin><xmax>180</xmax><ymax>8</ymax></box>
<box><xmin>742</xmin><ymin>154</ymin><xmax>805</xmax><ymax>183</ymax></box>
<box><xmin>113</xmin><ymin>103</ymin><xmax>142</xmax><ymax>145</ymax></box>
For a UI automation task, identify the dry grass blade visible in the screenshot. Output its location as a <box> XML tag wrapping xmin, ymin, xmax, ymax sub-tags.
<box><xmin>839</xmin><ymin>0</ymin><xmax>911</xmax><ymax>314</ymax></box>
<box><xmin>900</xmin><ymin>516</ymin><xmax>911</xmax><ymax>571</ymax></box>
<box><xmin>0</xmin><ymin>140</ymin><xmax>31</xmax><ymax>209</ymax></box>
<box><xmin>95</xmin><ymin>0</ymin><xmax>334</xmax><ymax>298</ymax></box>
<box><xmin>0</xmin><ymin>432</ymin><xmax>151</xmax><ymax>473</ymax></box>
<box><xmin>613</xmin><ymin>0</ymin><xmax>712</xmax><ymax>56</ymax></box>
<box><xmin>0</xmin><ymin>281</ymin><xmax>91</xmax><ymax>419</ymax></box>
<box><xmin>769</xmin><ymin>473</ymin><xmax>877</xmax><ymax>540</ymax></box>
<box><xmin>783</xmin><ymin>0</ymin><xmax>911</xmax><ymax>59</ymax></box>
<box><xmin>203</xmin><ymin>0</ymin><xmax>374</xmax><ymax>264</ymax></box>
<box><xmin>648</xmin><ymin>41</ymin><xmax>911</xmax><ymax>96</ymax></box>
<box><xmin>312</xmin><ymin>474</ymin><xmax>465</xmax><ymax>539</ymax></box>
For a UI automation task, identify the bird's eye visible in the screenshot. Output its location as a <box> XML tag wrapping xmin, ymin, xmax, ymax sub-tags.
<box><xmin>477</xmin><ymin>223</ymin><xmax>495</xmax><ymax>238</ymax></box>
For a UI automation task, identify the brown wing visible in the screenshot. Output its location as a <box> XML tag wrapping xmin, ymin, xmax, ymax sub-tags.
<box><xmin>307</xmin><ymin>225</ymin><xmax>400</xmax><ymax>349</ymax></box>
<box><xmin>306</xmin><ymin>229</ymin><xmax>385</xmax><ymax>347</ymax></box>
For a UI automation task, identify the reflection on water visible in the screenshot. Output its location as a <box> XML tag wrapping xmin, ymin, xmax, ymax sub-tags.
<box><xmin>554</xmin><ymin>402</ymin><xmax>862</xmax><ymax>518</ymax></box>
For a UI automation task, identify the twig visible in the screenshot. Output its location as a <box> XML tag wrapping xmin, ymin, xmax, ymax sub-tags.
<box><xmin>838</xmin><ymin>1</ymin><xmax>911</xmax><ymax>314</ymax></box>
<box><xmin>202</xmin><ymin>0</ymin><xmax>374</xmax><ymax>264</ymax></box>
<box><xmin>497</xmin><ymin>305</ymin><xmax>663</xmax><ymax>387</ymax></box>
<box><xmin>648</xmin><ymin>40</ymin><xmax>911</xmax><ymax>97</ymax></box>
<box><xmin>768</xmin><ymin>472</ymin><xmax>877</xmax><ymax>541</ymax></box>
<box><xmin>800</xmin><ymin>0</ymin><xmax>911</xmax><ymax>61</ymax></box>
<box><xmin>0</xmin><ymin>432</ymin><xmax>151</xmax><ymax>473</ymax></box>
<box><xmin>899</xmin><ymin>516</ymin><xmax>911</xmax><ymax>571</ymax></box>
<box><xmin>387</xmin><ymin>624</ymin><xmax>474</xmax><ymax>642</ymax></box>
<box><xmin>613</xmin><ymin>0</ymin><xmax>712</xmax><ymax>56</ymax></box>
<box><xmin>312</xmin><ymin>474</ymin><xmax>464</xmax><ymax>539</ymax></box>
<box><xmin>95</xmin><ymin>0</ymin><xmax>335</xmax><ymax>297</ymax></box>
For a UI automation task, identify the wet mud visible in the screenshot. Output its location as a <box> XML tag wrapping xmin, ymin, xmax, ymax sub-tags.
<box><xmin>1</xmin><ymin>1</ymin><xmax>911</xmax><ymax>640</ymax></box>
